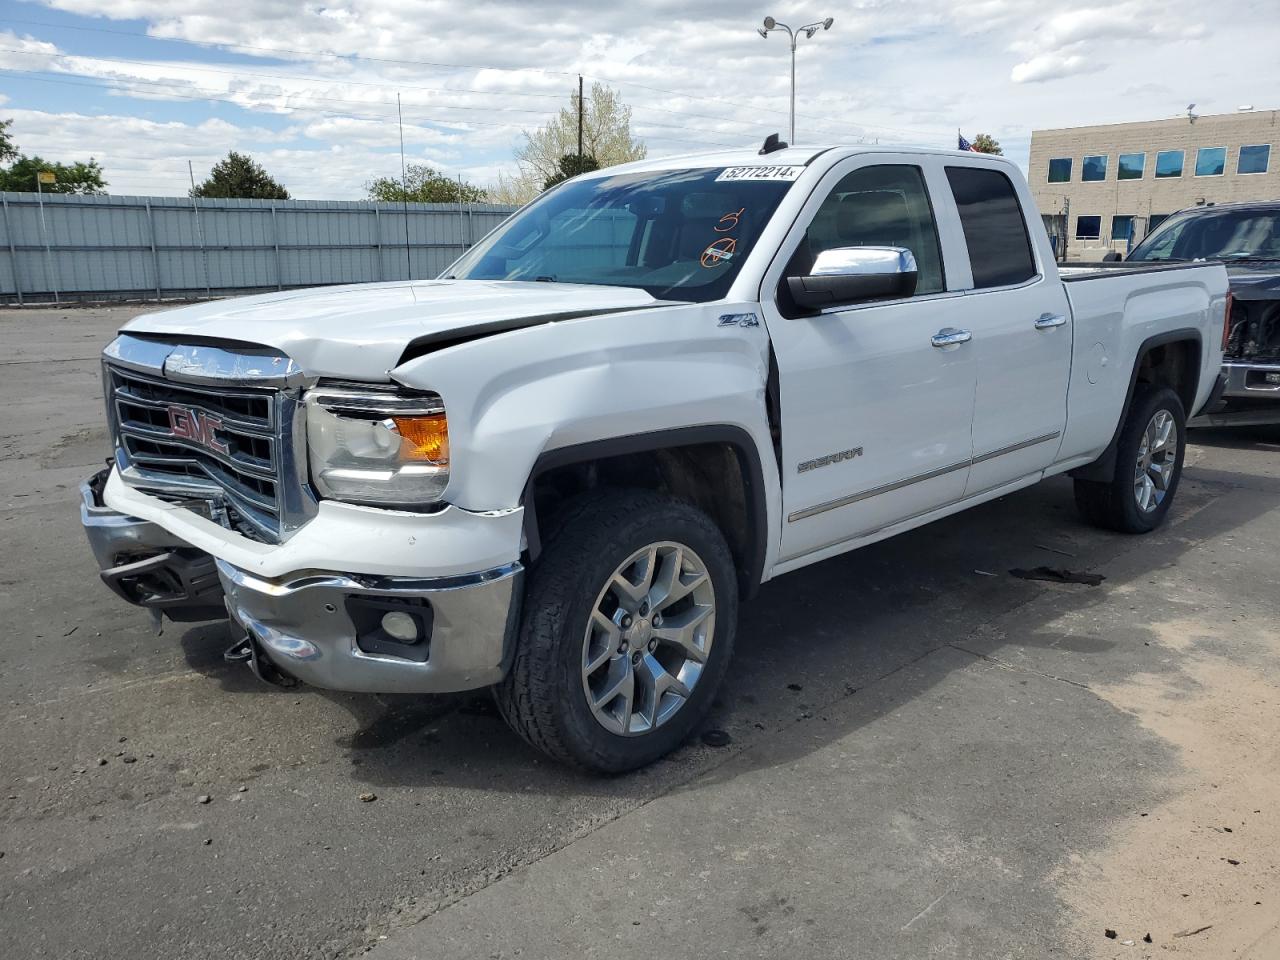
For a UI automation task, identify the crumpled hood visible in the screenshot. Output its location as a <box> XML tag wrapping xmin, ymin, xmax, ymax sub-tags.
<box><xmin>121</xmin><ymin>279</ymin><xmax>664</xmax><ymax>380</ymax></box>
<box><xmin>1226</xmin><ymin>265</ymin><xmax>1280</xmax><ymax>302</ymax></box>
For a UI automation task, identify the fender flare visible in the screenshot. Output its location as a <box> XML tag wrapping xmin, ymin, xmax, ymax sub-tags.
<box><xmin>522</xmin><ymin>425</ymin><xmax>771</xmax><ymax>596</ymax></box>
<box><xmin>1069</xmin><ymin>328</ymin><xmax>1203</xmax><ymax>483</ymax></box>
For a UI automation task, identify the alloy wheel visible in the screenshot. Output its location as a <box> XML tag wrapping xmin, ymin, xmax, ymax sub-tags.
<box><xmin>580</xmin><ymin>541</ymin><xmax>717</xmax><ymax>736</ymax></box>
<box><xmin>1133</xmin><ymin>409</ymin><xmax>1178</xmax><ymax>513</ymax></box>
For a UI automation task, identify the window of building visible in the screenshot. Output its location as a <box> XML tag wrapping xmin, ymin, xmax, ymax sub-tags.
<box><xmin>1082</xmin><ymin>155</ymin><xmax>1108</xmax><ymax>182</ymax></box>
<box><xmin>944</xmin><ymin>166</ymin><xmax>1037</xmax><ymax>288</ymax></box>
<box><xmin>1195</xmin><ymin>147</ymin><xmax>1227</xmax><ymax>177</ymax></box>
<box><xmin>1149</xmin><ymin>213</ymin><xmax>1170</xmax><ymax>231</ymax></box>
<box><xmin>1155</xmin><ymin>151</ymin><xmax>1184</xmax><ymax>178</ymax></box>
<box><xmin>1117</xmin><ymin>153</ymin><xmax>1145</xmax><ymax>180</ymax></box>
<box><xmin>1112</xmin><ymin>215</ymin><xmax>1134</xmax><ymax>242</ymax></box>
<box><xmin>1047</xmin><ymin>158</ymin><xmax>1072</xmax><ymax>183</ymax></box>
<box><xmin>1076</xmin><ymin>215</ymin><xmax>1102</xmax><ymax>239</ymax></box>
<box><xmin>1238</xmin><ymin>144</ymin><xmax>1271</xmax><ymax>175</ymax></box>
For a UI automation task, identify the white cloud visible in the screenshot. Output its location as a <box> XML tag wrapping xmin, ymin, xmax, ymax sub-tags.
<box><xmin>8</xmin><ymin>0</ymin><xmax>1275</xmax><ymax>189</ymax></box>
<box><xmin>1009</xmin><ymin>2</ymin><xmax>1209</xmax><ymax>84</ymax></box>
<box><xmin>1010</xmin><ymin>54</ymin><xmax>1088</xmax><ymax>85</ymax></box>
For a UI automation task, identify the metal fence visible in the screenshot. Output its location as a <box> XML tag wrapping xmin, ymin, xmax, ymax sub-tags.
<box><xmin>0</xmin><ymin>192</ymin><xmax>517</xmax><ymax>305</ymax></box>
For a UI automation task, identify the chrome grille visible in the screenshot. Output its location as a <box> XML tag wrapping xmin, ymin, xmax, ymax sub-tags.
<box><xmin>108</xmin><ymin>364</ymin><xmax>284</xmax><ymax>540</ymax></box>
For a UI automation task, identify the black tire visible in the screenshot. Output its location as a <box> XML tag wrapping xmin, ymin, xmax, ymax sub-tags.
<box><xmin>494</xmin><ymin>490</ymin><xmax>738</xmax><ymax>773</ymax></box>
<box><xmin>1073</xmin><ymin>384</ymin><xmax>1187</xmax><ymax>534</ymax></box>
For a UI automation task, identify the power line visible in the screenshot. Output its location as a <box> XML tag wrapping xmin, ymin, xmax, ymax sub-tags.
<box><xmin>0</xmin><ymin>64</ymin><xmax>750</xmax><ymax>145</ymax></box>
<box><xmin>0</xmin><ymin>70</ymin><xmax>746</xmax><ymax>149</ymax></box>
<box><xmin>0</xmin><ymin>15</ymin><xmax>933</xmax><ymax>138</ymax></box>
<box><xmin>0</xmin><ymin>46</ymin><xmax>818</xmax><ymax>137</ymax></box>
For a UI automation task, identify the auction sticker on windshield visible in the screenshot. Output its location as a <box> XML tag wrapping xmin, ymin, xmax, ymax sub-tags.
<box><xmin>716</xmin><ymin>165</ymin><xmax>804</xmax><ymax>182</ymax></box>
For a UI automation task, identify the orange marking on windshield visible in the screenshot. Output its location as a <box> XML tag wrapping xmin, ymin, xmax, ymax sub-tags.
<box><xmin>701</xmin><ymin>237</ymin><xmax>737</xmax><ymax>268</ymax></box>
<box><xmin>715</xmin><ymin>207</ymin><xmax>745</xmax><ymax>232</ymax></box>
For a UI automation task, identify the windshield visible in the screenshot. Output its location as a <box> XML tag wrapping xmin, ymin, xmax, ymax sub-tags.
<box><xmin>1128</xmin><ymin>208</ymin><xmax>1280</xmax><ymax>262</ymax></box>
<box><xmin>444</xmin><ymin>167</ymin><xmax>798</xmax><ymax>302</ymax></box>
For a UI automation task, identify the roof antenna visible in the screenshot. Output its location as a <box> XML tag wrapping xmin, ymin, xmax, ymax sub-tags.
<box><xmin>759</xmin><ymin>133</ymin><xmax>789</xmax><ymax>155</ymax></box>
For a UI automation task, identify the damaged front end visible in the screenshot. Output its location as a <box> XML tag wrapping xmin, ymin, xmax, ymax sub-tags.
<box><xmin>81</xmin><ymin>467</ymin><xmax>298</xmax><ymax>686</ymax></box>
<box><xmin>80</xmin><ymin>467</ymin><xmax>225</xmax><ymax>623</ymax></box>
<box><xmin>1223</xmin><ymin>274</ymin><xmax>1280</xmax><ymax>402</ymax></box>
<box><xmin>1225</xmin><ymin>295</ymin><xmax>1280</xmax><ymax>364</ymax></box>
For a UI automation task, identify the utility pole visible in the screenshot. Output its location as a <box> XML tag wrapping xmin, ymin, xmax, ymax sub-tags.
<box><xmin>35</xmin><ymin>169</ymin><xmax>58</xmax><ymax>304</ymax></box>
<box><xmin>397</xmin><ymin>93</ymin><xmax>411</xmax><ymax>280</ymax></box>
<box><xmin>188</xmin><ymin>160</ymin><xmax>211</xmax><ymax>297</ymax></box>
<box><xmin>577</xmin><ymin>75</ymin><xmax>584</xmax><ymax>160</ymax></box>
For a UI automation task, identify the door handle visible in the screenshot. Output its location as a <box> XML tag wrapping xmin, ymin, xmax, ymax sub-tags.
<box><xmin>931</xmin><ymin>327</ymin><xmax>972</xmax><ymax>348</ymax></box>
<box><xmin>1034</xmin><ymin>312</ymin><xmax>1067</xmax><ymax>330</ymax></box>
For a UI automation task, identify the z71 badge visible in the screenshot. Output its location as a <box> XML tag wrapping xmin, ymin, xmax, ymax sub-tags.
<box><xmin>717</xmin><ymin>312</ymin><xmax>760</xmax><ymax>327</ymax></box>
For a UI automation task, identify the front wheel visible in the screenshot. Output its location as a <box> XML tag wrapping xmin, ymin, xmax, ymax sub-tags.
<box><xmin>494</xmin><ymin>491</ymin><xmax>738</xmax><ymax>773</ymax></box>
<box><xmin>1074</xmin><ymin>384</ymin><xmax>1187</xmax><ymax>534</ymax></box>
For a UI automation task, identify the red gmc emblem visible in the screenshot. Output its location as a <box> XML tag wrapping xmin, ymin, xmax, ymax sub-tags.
<box><xmin>167</xmin><ymin>404</ymin><xmax>230</xmax><ymax>455</ymax></box>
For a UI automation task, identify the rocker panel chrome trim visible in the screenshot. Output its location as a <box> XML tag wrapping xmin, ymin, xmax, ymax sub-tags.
<box><xmin>787</xmin><ymin>431</ymin><xmax>1061</xmax><ymax>523</ymax></box>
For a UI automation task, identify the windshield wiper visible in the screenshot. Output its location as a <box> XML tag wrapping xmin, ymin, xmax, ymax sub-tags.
<box><xmin>1221</xmin><ymin>256</ymin><xmax>1280</xmax><ymax>263</ymax></box>
<box><xmin>534</xmin><ymin>275</ymin><xmax>557</xmax><ymax>282</ymax></box>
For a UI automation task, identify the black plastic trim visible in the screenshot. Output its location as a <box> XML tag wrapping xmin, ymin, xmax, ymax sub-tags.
<box><xmin>1198</xmin><ymin>370</ymin><xmax>1228</xmax><ymax>416</ymax></box>
<box><xmin>397</xmin><ymin>303</ymin><xmax>678</xmax><ymax>364</ymax></box>
<box><xmin>1069</xmin><ymin>327</ymin><xmax>1203</xmax><ymax>482</ymax></box>
<box><xmin>526</xmin><ymin>425</ymin><xmax>770</xmax><ymax>596</ymax></box>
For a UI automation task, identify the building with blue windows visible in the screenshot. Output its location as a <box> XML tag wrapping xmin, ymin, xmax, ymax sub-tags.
<box><xmin>1029</xmin><ymin>108</ymin><xmax>1278</xmax><ymax>260</ymax></box>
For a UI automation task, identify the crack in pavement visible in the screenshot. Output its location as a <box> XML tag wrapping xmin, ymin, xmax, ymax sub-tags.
<box><xmin>948</xmin><ymin>642</ymin><xmax>1093</xmax><ymax>690</ymax></box>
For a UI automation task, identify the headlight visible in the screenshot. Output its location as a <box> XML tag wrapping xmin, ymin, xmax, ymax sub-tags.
<box><xmin>305</xmin><ymin>387</ymin><xmax>449</xmax><ymax>507</ymax></box>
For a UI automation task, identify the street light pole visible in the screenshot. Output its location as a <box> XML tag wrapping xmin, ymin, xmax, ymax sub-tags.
<box><xmin>757</xmin><ymin>15</ymin><xmax>834</xmax><ymax>144</ymax></box>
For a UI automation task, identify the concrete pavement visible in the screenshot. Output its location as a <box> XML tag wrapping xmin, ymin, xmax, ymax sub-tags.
<box><xmin>1</xmin><ymin>305</ymin><xmax>1276</xmax><ymax>960</ymax></box>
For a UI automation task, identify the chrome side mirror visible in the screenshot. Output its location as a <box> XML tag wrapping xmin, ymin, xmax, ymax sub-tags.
<box><xmin>788</xmin><ymin>246</ymin><xmax>918</xmax><ymax>309</ymax></box>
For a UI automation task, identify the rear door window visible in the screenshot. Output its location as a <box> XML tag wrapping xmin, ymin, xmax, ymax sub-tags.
<box><xmin>944</xmin><ymin>166</ymin><xmax>1037</xmax><ymax>289</ymax></box>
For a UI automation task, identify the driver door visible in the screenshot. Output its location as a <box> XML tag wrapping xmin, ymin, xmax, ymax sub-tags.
<box><xmin>761</xmin><ymin>158</ymin><xmax>978</xmax><ymax>563</ymax></box>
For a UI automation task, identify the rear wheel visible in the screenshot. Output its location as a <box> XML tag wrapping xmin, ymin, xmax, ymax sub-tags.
<box><xmin>495</xmin><ymin>491</ymin><xmax>737</xmax><ymax>773</ymax></box>
<box><xmin>1074</xmin><ymin>384</ymin><xmax>1186</xmax><ymax>534</ymax></box>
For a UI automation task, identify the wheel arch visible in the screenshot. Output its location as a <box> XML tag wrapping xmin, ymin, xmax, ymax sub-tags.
<box><xmin>523</xmin><ymin>426</ymin><xmax>770</xmax><ymax>598</ymax></box>
<box><xmin>1070</xmin><ymin>328</ymin><xmax>1202</xmax><ymax>483</ymax></box>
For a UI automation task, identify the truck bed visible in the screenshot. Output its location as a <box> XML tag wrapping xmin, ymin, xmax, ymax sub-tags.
<box><xmin>1058</xmin><ymin>261</ymin><xmax>1215</xmax><ymax>282</ymax></box>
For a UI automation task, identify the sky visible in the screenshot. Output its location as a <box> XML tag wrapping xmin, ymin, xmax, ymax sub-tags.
<box><xmin>0</xmin><ymin>0</ymin><xmax>1273</xmax><ymax>200</ymax></box>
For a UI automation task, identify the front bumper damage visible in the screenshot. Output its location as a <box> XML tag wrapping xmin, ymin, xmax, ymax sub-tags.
<box><xmin>80</xmin><ymin>469</ymin><xmax>524</xmax><ymax>693</ymax></box>
<box><xmin>81</xmin><ymin>471</ymin><xmax>225</xmax><ymax>622</ymax></box>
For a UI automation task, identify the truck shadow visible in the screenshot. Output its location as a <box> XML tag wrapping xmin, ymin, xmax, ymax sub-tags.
<box><xmin>170</xmin><ymin>459</ymin><xmax>1278</xmax><ymax>801</ymax></box>
<box><xmin>689</xmin><ymin>461</ymin><xmax>1280</xmax><ymax>788</ymax></box>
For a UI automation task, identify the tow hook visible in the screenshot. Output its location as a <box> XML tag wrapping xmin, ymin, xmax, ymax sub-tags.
<box><xmin>224</xmin><ymin>627</ymin><xmax>299</xmax><ymax>689</ymax></box>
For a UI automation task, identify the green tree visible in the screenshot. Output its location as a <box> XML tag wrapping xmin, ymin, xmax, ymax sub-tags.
<box><xmin>366</xmin><ymin>163</ymin><xmax>486</xmax><ymax>203</ymax></box>
<box><xmin>0</xmin><ymin>119</ymin><xmax>17</xmax><ymax>164</ymax></box>
<box><xmin>0</xmin><ymin>155</ymin><xmax>106</xmax><ymax>194</ymax></box>
<box><xmin>0</xmin><ymin>119</ymin><xmax>107</xmax><ymax>194</ymax></box>
<box><xmin>498</xmin><ymin>83</ymin><xmax>646</xmax><ymax>203</ymax></box>
<box><xmin>543</xmin><ymin>153</ymin><xmax>600</xmax><ymax>190</ymax></box>
<box><xmin>191</xmin><ymin>151</ymin><xmax>289</xmax><ymax>199</ymax></box>
<box><xmin>971</xmin><ymin>133</ymin><xmax>1003</xmax><ymax>155</ymax></box>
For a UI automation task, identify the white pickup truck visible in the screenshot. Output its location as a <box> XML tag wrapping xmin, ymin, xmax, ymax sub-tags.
<box><xmin>82</xmin><ymin>142</ymin><xmax>1229</xmax><ymax>771</ymax></box>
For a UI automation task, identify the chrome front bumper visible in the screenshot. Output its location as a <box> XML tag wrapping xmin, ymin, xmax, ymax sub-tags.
<box><xmin>1221</xmin><ymin>361</ymin><xmax>1280</xmax><ymax>400</ymax></box>
<box><xmin>219</xmin><ymin>562</ymin><xmax>522</xmax><ymax>694</ymax></box>
<box><xmin>81</xmin><ymin>470</ymin><xmax>524</xmax><ymax>694</ymax></box>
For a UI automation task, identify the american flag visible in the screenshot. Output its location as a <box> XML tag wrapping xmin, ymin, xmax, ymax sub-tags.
<box><xmin>957</xmin><ymin>132</ymin><xmax>979</xmax><ymax>152</ymax></box>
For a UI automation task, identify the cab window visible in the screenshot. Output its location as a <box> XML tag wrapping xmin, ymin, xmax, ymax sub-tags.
<box><xmin>789</xmin><ymin>164</ymin><xmax>945</xmax><ymax>298</ymax></box>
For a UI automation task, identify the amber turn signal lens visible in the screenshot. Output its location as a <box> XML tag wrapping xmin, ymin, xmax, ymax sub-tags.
<box><xmin>392</xmin><ymin>413</ymin><xmax>449</xmax><ymax>463</ymax></box>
